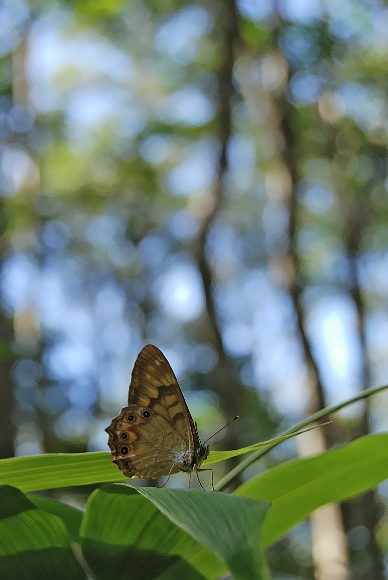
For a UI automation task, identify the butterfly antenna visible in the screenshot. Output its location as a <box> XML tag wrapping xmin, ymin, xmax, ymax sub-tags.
<box><xmin>203</xmin><ymin>416</ymin><xmax>239</xmax><ymax>445</ymax></box>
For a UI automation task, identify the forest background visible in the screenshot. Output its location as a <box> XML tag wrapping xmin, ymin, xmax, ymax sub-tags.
<box><xmin>1</xmin><ymin>0</ymin><xmax>388</xmax><ymax>579</ymax></box>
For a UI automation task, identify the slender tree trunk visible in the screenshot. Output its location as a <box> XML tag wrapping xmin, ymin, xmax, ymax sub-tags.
<box><xmin>269</xmin><ymin>16</ymin><xmax>350</xmax><ymax>576</ymax></box>
<box><xmin>0</xmin><ymin>46</ymin><xmax>17</xmax><ymax>458</ymax></box>
<box><xmin>0</xmin><ymin>304</ymin><xmax>16</xmax><ymax>459</ymax></box>
<box><xmin>196</xmin><ymin>0</ymin><xmax>254</xmax><ymax>469</ymax></box>
<box><xmin>337</xmin><ymin>192</ymin><xmax>385</xmax><ymax>580</ymax></box>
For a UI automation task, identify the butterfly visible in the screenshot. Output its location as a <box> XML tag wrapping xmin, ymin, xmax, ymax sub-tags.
<box><xmin>105</xmin><ymin>344</ymin><xmax>214</xmax><ymax>490</ymax></box>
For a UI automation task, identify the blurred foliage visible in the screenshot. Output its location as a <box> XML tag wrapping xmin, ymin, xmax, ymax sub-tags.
<box><xmin>1</xmin><ymin>0</ymin><xmax>388</xmax><ymax>578</ymax></box>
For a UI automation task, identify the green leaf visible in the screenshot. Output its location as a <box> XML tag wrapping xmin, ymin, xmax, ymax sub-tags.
<box><xmin>0</xmin><ymin>452</ymin><xmax>124</xmax><ymax>491</ymax></box>
<box><xmin>0</xmin><ymin>428</ymin><xmax>316</xmax><ymax>492</ymax></box>
<box><xmin>80</xmin><ymin>484</ymin><xmax>225</xmax><ymax>580</ymax></box>
<box><xmin>138</xmin><ymin>487</ymin><xmax>271</xmax><ymax>580</ymax></box>
<box><xmin>235</xmin><ymin>433</ymin><xmax>388</xmax><ymax>546</ymax></box>
<box><xmin>0</xmin><ymin>485</ymin><xmax>85</xmax><ymax>580</ymax></box>
<box><xmin>27</xmin><ymin>495</ymin><xmax>83</xmax><ymax>544</ymax></box>
<box><xmin>205</xmin><ymin>426</ymin><xmax>322</xmax><ymax>466</ymax></box>
<box><xmin>216</xmin><ymin>384</ymin><xmax>388</xmax><ymax>491</ymax></box>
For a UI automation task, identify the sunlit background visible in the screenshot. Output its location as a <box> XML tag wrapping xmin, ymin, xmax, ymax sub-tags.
<box><xmin>1</xmin><ymin>0</ymin><xmax>388</xmax><ymax>578</ymax></box>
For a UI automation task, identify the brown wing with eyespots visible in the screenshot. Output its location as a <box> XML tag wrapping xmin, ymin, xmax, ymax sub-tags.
<box><xmin>105</xmin><ymin>404</ymin><xmax>184</xmax><ymax>478</ymax></box>
<box><xmin>105</xmin><ymin>345</ymin><xmax>199</xmax><ymax>479</ymax></box>
<box><xmin>128</xmin><ymin>344</ymin><xmax>201</xmax><ymax>449</ymax></box>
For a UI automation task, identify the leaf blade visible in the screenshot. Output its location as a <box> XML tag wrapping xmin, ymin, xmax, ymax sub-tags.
<box><xmin>138</xmin><ymin>487</ymin><xmax>271</xmax><ymax>580</ymax></box>
<box><xmin>235</xmin><ymin>433</ymin><xmax>388</xmax><ymax>546</ymax></box>
<box><xmin>0</xmin><ymin>485</ymin><xmax>85</xmax><ymax>580</ymax></box>
<box><xmin>80</xmin><ymin>484</ymin><xmax>225</xmax><ymax>580</ymax></box>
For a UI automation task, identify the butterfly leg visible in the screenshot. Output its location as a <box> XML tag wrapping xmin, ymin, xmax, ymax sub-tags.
<box><xmin>188</xmin><ymin>471</ymin><xmax>192</xmax><ymax>489</ymax></box>
<box><xmin>195</xmin><ymin>469</ymin><xmax>206</xmax><ymax>491</ymax></box>
<box><xmin>197</xmin><ymin>468</ymin><xmax>215</xmax><ymax>491</ymax></box>
<box><xmin>195</xmin><ymin>468</ymin><xmax>215</xmax><ymax>491</ymax></box>
<box><xmin>157</xmin><ymin>463</ymin><xmax>175</xmax><ymax>489</ymax></box>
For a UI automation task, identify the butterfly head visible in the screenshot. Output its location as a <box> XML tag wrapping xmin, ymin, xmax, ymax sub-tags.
<box><xmin>197</xmin><ymin>443</ymin><xmax>209</xmax><ymax>464</ymax></box>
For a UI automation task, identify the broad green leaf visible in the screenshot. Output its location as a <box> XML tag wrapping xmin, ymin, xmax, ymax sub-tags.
<box><xmin>0</xmin><ymin>452</ymin><xmax>124</xmax><ymax>491</ymax></box>
<box><xmin>235</xmin><ymin>432</ymin><xmax>388</xmax><ymax>546</ymax></box>
<box><xmin>138</xmin><ymin>487</ymin><xmax>271</xmax><ymax>580</ymax></box>
<box><xmin>27</xmin><ymin>495</ymin><xmax>83</xmax><ymax>544</ymax></box>
<box><xmin>0</xmin><ymin>485</ymin><xmax>85</xmax><ymax>580</ymax></box>
<box><xmin>0</xmin><ymin>428</ymin><xmax>316</xmax><ymax>492</ymax></box>
<box><xmin>80</xmin><ymin>484</ymin><xmax>225</xmax><ymax>580</ymax></box>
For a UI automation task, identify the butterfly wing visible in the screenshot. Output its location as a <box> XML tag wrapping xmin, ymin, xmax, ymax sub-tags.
<box><xmin>105</xmin><ymin>404</ymin><xmax>183</xmax><ymax>478</ymax></box>
<box><xmin>105</xmin><ymin>344</ymin><xmax>200</xmax><ymax>479</ymax></box>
